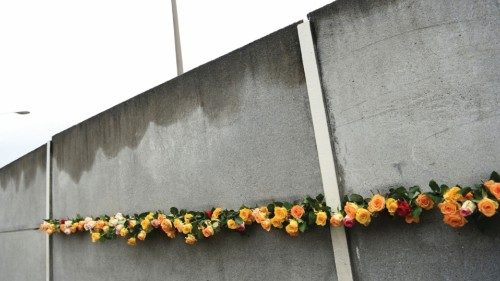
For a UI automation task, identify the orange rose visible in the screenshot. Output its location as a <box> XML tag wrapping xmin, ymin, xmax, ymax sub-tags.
<box><xmin>405</xmin><ymin>215</ymin><xmax>420</xmax><ymax>224</ymax></box>
<box><xmin>274</xmin><ymin>207</ymin><xmax>288</xmax><ymax>220</ymax></box>
<box><xmin>202</xmin><ymin>226</ymin><xmax>214</xmax><ymax>238</ymax></box>
<box><xmin>290</xmin><ymin>205</ymin><xmax>305</xmax><ymax>219</ymax></box>
<box><xmin>260</xmin><ymin>219</ymin><xmax>271</xmax><ymax>231</ymax></box>
<box><xmin>127</xmin><ymin>237</ymin><xmax>136</xmax><ymax>246</ymax></box>
<box><xmin>464</xmin><ymin>192</ymin><xmax>474</xmax><ymax>200</ymax></box>
<box><xmin>239</xmin><ymin>208</ymin><xmax>253</xmax><ymax>223</ymax></box>
<box><xmin>438</xmin><ymin>201</ymin><xmax>460</xmax><ymax>215</ymax></box>
<box><xmin>477</xmin><ymin>197</ymin><xmax>498</xmax><ymax>217</ymax></box>
<box><xmin>285</xmin><ymin>219</ymin><xmax>299</xmax><ymax>237</ymax></box>
<box><xmin>486</xmin><ymin>183</ymin><xmax>500</xmax><ymax>200</ymax></box>
<box><xmin>367</xmin><ymin>194</ymin><xmax>385</xmax><ymax>213</ymax></box>
<box><xmin>185</xmin><ymin>234</ymin><xmax>197</xmax><ymax>245</ymax></box>
<box><xmin>344</xmin><ymin>202</ymin><xmax>359</xmax><ymax>218</ymax></box>
<box><xmin>443</xmin><ymin>212</ymin><xmax>467</xmax><ymax>228</ymax></box>
<box><xmin>484</xmin><ymin>180</ymin><xmax>495</xmax><ymax>189</ymax></box>
<box><xmin>355</xmin><ymin>208</ymin><xmax>371</xmax><ymax>226</ymax></box>
<box><xmin>270</xmin><ymin>216</ymin><xmax>283</xmax><ymax>228</ymax></box>
<box><xmin>415</xmin><ymin>194</ymin><xmax>434</xmax><ymax>210</ymax></box>
<box><xmin>330</xmin><ymin>213</ymin><xmax>344</xmax><ymax>227</ymax></box>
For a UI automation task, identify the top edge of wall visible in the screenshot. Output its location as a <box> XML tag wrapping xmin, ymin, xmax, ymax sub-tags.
<box><xmin>307</xmin><ymin>0</ymin><xmax>357</xmax><ymax>21</ymax></box>
<box><xmin>51</xmin><ymin>20</ymin><xmax>303</xmax><ymax>142</ymax></box>
<box><xmin>0</xmin><ymin>144</ymin><xmax>46</xmax><ymax>172</ymax></box>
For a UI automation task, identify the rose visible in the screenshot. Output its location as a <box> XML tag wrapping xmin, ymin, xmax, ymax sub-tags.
<box><xmin>141</xmin><ymin>219</ymin><xmax>151</xmax><ymax>230</ymax></box>
<box><xmin>84</xmin><ymin>221</ymin><xmax>96</xmax><ymax>231</ymax></box>
<box><xmin>367</xmin><ymin>194</ymin><xmax>385</xmax><ymax>213</ymax></box>
<box><xmin>330</xmin><ymin>212</ymin><xmax>344</xmax><ymax>227</ymax></box>
<box><xmin>344</xmin><ymin>202</ymin><xmax>358</xmax><ymax>218</ymax></box>
<box><xmin>161</xmin><ymin>219</ymin><xmax>174</xmax><ymax>232</ymax></box>
<box><xmin>415</xmin><ymin>194</ymin><xmax>434</xmax><ymax>210</ymax></box>
<box><xmin>404</xmin><ymin>215</ymin><xmax>420</xmax><ymax>224</ymax></box>
<box><xmin>274</xmin><ymin>207</ymin><xmax>288</xmax><ymax>220</ymax></box>
<box><xmin>205</xmin><ymin>210</ymin><xmax>213</xmax><ymax>219</ymax></box>
<box><xmin>239</xmin><ymin>208</ymin><xmax>253</xmax><ymax>223</ymax></box>
<box><xmin>227</xmin><ymin>219</ymin><xmax>238</xmax><ymax>230</ymax></box>
<box><xmin>235</xmin><ymin>223</ymin><xmax>246</xmax><ymax>233</ymax></box>
<box><xmin>485</xmin><ymin>182</ymin><xmax>500</xmax><ymax>200</ymax></box>
<box><xmin>477</xmin><ymin>197</ymin><xmax>498</xmax><ymax>217</ymax></box>
<box><xmin>443</xmin><ymin>186</ymin><xmax>464</xmax><ymax>202</ymax></box>
<box><xmin>355</xmin><ymin>208</ymin><xmax>371</xmax><ymax>226</ymax></box>
<box><xmin>285</xmin><ymin>219</ymin><xmax>299</xmax><ymax>236</ymax></box>
<box><xmin>184</xmin><ymin>213</ymin><xmax>193</xmax><ymax>223</ymax></box>
<box><xmin>202</xmin><ymin>225</ymin><xmax>214</xmax><ymax>238</ymax></box>
<box><xmin>443</xmin><ymin>212</ymin><xmax>467</xmax><ymax>228</ymax></box>
<box><xmin>151</xmin><ymin>219</ymin><xmax>160</xmax><ymax>228</ymax></box>
<box><xmin>252</xmin><ymin>208</ymin><xmax>265</xmax><ymax>224</ymax></box>
<box><xmin>260</xmin><ymin>219</ymin><xmax>271</xmax><ymax>231</ymax></box>
<box><xmin>438</xmin><ymin>201</ymin><xmax>460</xmax><ymax>215</ymax></box>
<box><xmin>91</xmin><ymin>232</ymin><xmax>100</xmax><ymax>242</ymax></box>
<box><xmin>137</xmin><ymin>230</ymin><xmax>147</xmax><ymax>241</ymax></box>
<box><xmin>119</xmin><ymin>227</ymin><xmax>129</xmax><ymax>237</ymax></box>
<box><xmin>270</xmin><ymin>216</ymin><xmax>283</xmax><ymax>228</ymax></box>
<box><xmin>211</xmin><ymin>208</ymin><xmax>222</xmax><ymax>220</ymax></box>
<box><xmin>396</xmin><ymin>200</ymin><xmax>411</xmax><ymax>217</ymax></box>
<box><xmin>145</xmin><ymin>213</ymin><xmax>154</xmax><ymax>221</ymax></box>
<box><xmin>127</xmin><ymin>237</ymin><xmax>136</xmax><ymax>246</ymax></box>
<box><xmin>63</xmin><ymin>228</ymin><xmax>72</xmax><ymax>235</ymax></box>
<box><xmin>173</xmin><ymin>219</ymin><xmax>183</xmax><ymax>232</ymax></box>
<box><xmin>108</xmin><ymin>218</ymin><xmax>118</xmax><ymax>227</ymax></box>
<box><xmin>185</xmin><ymin>234</ymin><xmax>197</xmax><ymax>245</ymax></box>
<box><xmin>290</xmin><ymin>205</ymin><xmax>305</xmax><ymax>219</ymax></box>
<box><xmin>342</xmin><ymin>215</ymin><xmax>354</xmax><ymax>228</ymax></box>
<box><xmin>315</xmin><ymin>211</ymin><xmax>327</xmax><ymax>226</ymax></box>
<box><xmin>459</xmin><ymin>200</ymin><xmax>476</xmax><ymax>217</ymax></box>
<box><xmin>386</xmin><ymin>198</ymin><xmax>398</xmax><ymax>215</ymax></box>
<box><xmin>182</xmin><ymin>223</ymin><xmax>193</xmax><ymax>234</ymax></box>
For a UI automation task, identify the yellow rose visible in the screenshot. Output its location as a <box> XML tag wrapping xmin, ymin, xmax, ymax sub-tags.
<box><xmin>119</xmin><ymin>227</ymin><xmax>129</xmax><ymax>237</ymax></box>
<box><xmin>161</xmin><ymin>218</ymin><xmax>173</xmax><ymax>232</ymax></box>
<box><xmin>184</xmin><ymin>213</ymin><xmax>193</xmax><ymax>223</ymax></box>
<box><xmin>443</xmin><ymin>186</ymin><xmax>464</xmax><ymax>202</ymax></box>
<box><xmin>174</xmin><ymin>218</ymin><xmax>184</xmax><ymax>232</ymax></box>
<box><xmin>185</xmin><ymin>234</ymin><xmax>197</xmax><ymax>245</ymax></box>
<box><xmin>128</xmin><ymin>219</ymin><xmax>137</xmax><ymax>228</ymax></box>
<box><xmin>315</xmin><ymin>211</ymin><xmax>327</xmax><ymax>226</ymax></box>
<box><xmin>211</xmin><ymin>208</ymin><xmax>222</xmax><ymax>220</ymax></box>
<box><xmin>165</xmin><ymin>230</ymin><xmax>176</xmax><ymax>239</ymax></box>
<box><xmin>367</xmin><ymin>194</ymin><xmax>385</xmax><ymax>213</ymax></box>
<box><xmin>405</xmin><ymin>215</ymin><xmax>420</xmax><ymax>224</ymax></box>
<box><xmin>285</xmin><ymin>219</ymin><xmax>299</xmax><ymax>236</ymax></box>
<box><xmin>386</xmin><ymin>198</ymin><xmax>398</xmax><ymax>215</ymax></box>
<box><xmin>260</xmin><ymin>219</ymin><xmax>271</xmax><ymax>231</ymax></box>
<box><xmin>182</xmin><ymin>223</ymin><xmax>193</xmax><ymax>234</ymax></box>
<box><xmin>127</xmin><ymin>237</ymin><xmax>136</xmax><ymax>246</ymax></box>
<box><xmin>137</xmin><ymin>230</ymin><xmax>147</xmax><ymax>241</ymax></box>
<box><xmin>270</xmin><ymin>216</ymin><xmax>283</xmax><ymax>228</ymax></box>
<box><xmin>239</xmin><ymin>208</ymin><xmax>253</xmax><ymax>223</ymax></box>
<box><xmin>329</xmin><ymin>212</ymin><xmax>344</xmax><ymax>227</ymax></box>
<box><xmin>477</xmin><ymin>197</ymin><xmax>498</xmax><ymax>217</ymax></box>
<box><xmin>274</xmin><ymin>207</ymin><xmax>288</xmax><ymax>220</ymax></box>
<box><xmin>141</xmin><ymin>219</ymin><xmax>151</xmax><ymax>230</ymax></box>
<box><xmin>355</xmin><ymin>208</ymin><xmax>371</xmax><ymax>226</ymax></box>
<box><xmin>227</xmin><ymin>219</ymin><xmax>238</xmax><ymax>230</ymax></box>
<box><xmin>344</xmin><ymin>202</ymin><xmax>359</xmax><ymax>218</ymax></box>
<box><xmin>415</xmin><ymin>194</ymin><xmax>434</xmax><ymax>210</ymax></box>
<box><xmin>145</xmin><ymin>213</ymin><xmax>154</xmax><ymax>221</ymax></box>
<box><xmin>91</xmin><ymin>232</ymin><xmax>100</xmax><ymax>243</ymax></box>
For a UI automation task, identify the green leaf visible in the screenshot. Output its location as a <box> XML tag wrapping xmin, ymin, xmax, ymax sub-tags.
<box><xmin>429</xmin><ymin>180</ymin><xmax>440</xmax><ymax>193</ymax></box>
<box><xmin>316</xmin><ymin>194</ymin><xmax>325</xmax><ymax>202</ymax></box>
<box><xmin>299</xmin><ymin>222</ymin><xmax>307</xmax><ymax>233</ymax></box>
<box><xmin>460</xmin><ymin>187</ymin><xmax>472</xmax><ymax>196</ymax></box>
<box><xmin>283</xmin><ymin>202</ymin><xmax>292</xmax><ymax>209</ymax></box>
<box><xmin>490</xmin><ymin>171</ymin><xmax>500</xmax><ymax>182</ymax></box>
<box><xmin>234</xmin><ymin>217</ymin><xmax>243</xmax><ymax>225</ymax></box>
<box><xmin>349</xmin><ymin>194</ymin><xmax>364</xmax><ymax>204</ymax></box>
<box><xmin>411</xmin><ymin>207</ymin><xmax>422</xmax><ymax>218</ymax></box>
<box><xmin>267</xmin><ymin>204</ymin><xmax>275</xmax><ymax>213</ymax></box>
<box><xmin>170</xmin><ymin>207</ymin><xmax>179</xmax><ymax>216</ymax></box>
<box><xmin>307</xmin><ymin>212</ymin><xmax>316</xmax><ymax>225</ymax></box>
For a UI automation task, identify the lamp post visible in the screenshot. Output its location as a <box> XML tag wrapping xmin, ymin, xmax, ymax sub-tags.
<box><xmin>171</xmin><ymin>0</ymin><xmax>183</xmax><ymax>75</ymax></box>
<box><xmin>0</xmin><ymin>111</ymin><xmax>30</xmax><ymax>115</ymax></box>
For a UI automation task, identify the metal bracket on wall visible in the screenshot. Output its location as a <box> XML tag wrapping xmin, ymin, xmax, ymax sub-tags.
<box><xmin>45</xmin><ymin>141</ymin><xmax>52</xmax><ymax>281</ymax></box>
<box><xmin>297</xmin><ymin>21</ymin><xmax>354</xmax><ymax>281</ymax></box>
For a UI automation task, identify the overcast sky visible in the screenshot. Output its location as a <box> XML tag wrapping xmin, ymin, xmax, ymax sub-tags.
<box><xmin>0</xmin><ymin>0</ymin><xmax>333</xmax><ymax>167</ymax></box>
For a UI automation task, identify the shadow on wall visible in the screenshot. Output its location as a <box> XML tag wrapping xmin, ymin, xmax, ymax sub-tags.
<box><xmin>52</xmin><ymin>24</ymin><xmax>304</xmax><ymax>183</ymax></box>
<box><xmin>0</xmin><ymin>145</ymin><xmax>46</xmax><ymax>191</ymax></box>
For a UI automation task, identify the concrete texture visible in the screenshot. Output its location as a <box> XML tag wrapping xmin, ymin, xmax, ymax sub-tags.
<box><xmin>51</xmin><ymin>23</ymin><xmax>337</xmax><ymax>281</ymax></box>
<box><xmin>0</xmin><ymin>230</ymin><xmax>46</xmax><ymax>281</ymax></box>
<box><xmin>0</xmin><ymin>145</ymin><xmax>46</xmax><ymax>232</ymax></box>
<box><xmin>309</xmin><ymin>0</ymin><xmax>500</xmax><ymax>280</ymax></box>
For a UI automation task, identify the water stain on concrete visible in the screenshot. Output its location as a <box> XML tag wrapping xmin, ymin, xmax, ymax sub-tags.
<box><xmin>0</xmin><ymin>145</ymin><xmax>46</xmax><ymax>191</ymax></box>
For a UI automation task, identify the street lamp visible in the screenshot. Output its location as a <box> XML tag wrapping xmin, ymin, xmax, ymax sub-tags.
<box><xmin>0</xmin><ymin>111</ymin><xmax>30</xmax><ymax>115</ymax></box>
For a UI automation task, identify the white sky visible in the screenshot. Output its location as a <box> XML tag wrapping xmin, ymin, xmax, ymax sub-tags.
<box><xmin>0</xmin><ymin>0</ymin><xmax>333</xmax><ymax>168</ymax></box>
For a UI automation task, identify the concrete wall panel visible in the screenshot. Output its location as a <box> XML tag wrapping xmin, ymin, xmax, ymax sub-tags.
<box><xmin>0</xmin><ymin>145</ymin><xmax>46</xmax><ymax>232</ymax></box>
<box><xmin>51</xmin><ymin>24</ymin><xmax>337</xmax><ymax>281</ymax></box>
<box><xmin>0</xmin><ymin>230</ymin><xmax>46</xmax><ymax>281</ymax></box>
<box><xmin>309</xmin><ymin>0</ymin><xmax>500</xmax><ymax>280</ymax></box>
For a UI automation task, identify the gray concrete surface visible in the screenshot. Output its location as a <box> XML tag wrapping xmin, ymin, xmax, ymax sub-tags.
<box><xmin>309</xmin><ymin>0</ymin><xmax>500</xmax><ymax>280</ymax></box>
<box><xmin>0</xmin><ymin>145</ymin><xmax>46</xmax><ymax>232</ymax></box>
<box><xmin>51</xmin><ymin>23</ymin><xmax>337</xmax><ymax>281</ymax></box>
<box><xmin>0</xmin><ymin>230</ymin><xmax>46</xmax><ymax>281</ymax></box>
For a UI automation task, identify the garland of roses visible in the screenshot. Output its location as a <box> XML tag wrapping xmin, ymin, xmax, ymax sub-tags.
<box><xmin>40</xmin><ymin>172</ymin><xmax>500</xmax><ymax>246</ymax></box>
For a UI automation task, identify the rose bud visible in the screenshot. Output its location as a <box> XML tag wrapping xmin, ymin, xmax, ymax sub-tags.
<box><xmin>459</xmin><ymin>200</ymin><xmax>476</xmax><ymax>217</ymax></box>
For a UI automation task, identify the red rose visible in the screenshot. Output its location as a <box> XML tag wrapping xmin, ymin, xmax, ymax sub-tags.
<box><xmin>396</xmin><ymin>200</ymin><xmax>411</xmax><ymax>217</ymax></box>
<box><xmin>205</xmin><ymin>210</ymin><xmax>213</xmax><ymax>219</ymax></box>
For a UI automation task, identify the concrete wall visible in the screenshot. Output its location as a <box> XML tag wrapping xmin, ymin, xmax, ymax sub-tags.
<box><xmin>50</xmin><ymin>23</ymin><xmax>337</xmax><ymax>281</ymax></box>
<box><xmin>0</xmin><ymin>146</ymin><xmax>47</xmax><ymax>280</ymax></box>
<box><xmin>309</xmin><ymin>0</ymin><xmax>500</xmax><ymax>280</ymax></box>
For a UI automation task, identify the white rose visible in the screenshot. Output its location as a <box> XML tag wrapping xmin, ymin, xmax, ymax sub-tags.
<box><xmin>64</xmin><ymin>220</ymin><xmax>73</xmax><ymax>228</ymax></box>
<box><xmin>108</xmin><ymin>218</ymin><xmax>118</xmax><ymax>227</ymax></box>
<box><xmin>64</xmin><ymin>228</ymin><xmax>72</xmax><ymax>235</ymax></box>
